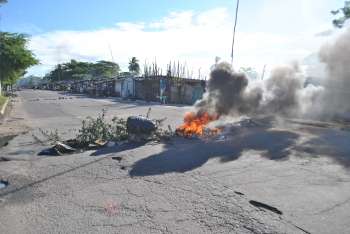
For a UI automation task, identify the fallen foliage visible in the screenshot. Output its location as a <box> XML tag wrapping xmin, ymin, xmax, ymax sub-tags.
<box><xmin>76</xmin><ymin>109</ymin><xmax>128</xmax><ymax>145</ymax></box>
<box><xmin>38</xmin><ymin>108</ymin><xmax>174</xmax><ymax>156</ymax></box>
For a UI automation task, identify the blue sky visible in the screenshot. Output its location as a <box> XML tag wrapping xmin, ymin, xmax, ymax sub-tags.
<box><xmin>0</xmin><ymin>0</ymin><xmax>345</xmax><ymax>76</ymax></box>
<box><xmin>1</xmin><ymin>0</ymin><xmax>239</xmax><ymax>32</ymax></box>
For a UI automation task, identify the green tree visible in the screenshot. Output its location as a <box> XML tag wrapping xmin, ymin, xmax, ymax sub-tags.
<box><xmin>128</xmin><ymin>57</ymin><xmax>140</xmax><ymax>75</ymax></box>
<box><xmin>45</xmin><ymin>60</ymin><xmax>92</xmax><ymax>82</ymax></box>
<box><xmin>45</xmin><ymin>59</ymin><xmax>121</xmax><ymax>82</ymax></box>
<box><xmin>332</xmin><ymin>1</ymin><xmax>350</xmax><ymax>28</ymax></box>
<box><xmin>0</xmin><ymin>32</ymin><xmax>38</xmax><ymax>87</ymax></box>
<box><xmin>91</xmin><ymin>60</ymin><xmax>120</xmax><ymax>78</ymax></box>
<box><xmin>63</xmin><ymin>59</ymin><xmax>92</xmax><ymax>80</ymax></box>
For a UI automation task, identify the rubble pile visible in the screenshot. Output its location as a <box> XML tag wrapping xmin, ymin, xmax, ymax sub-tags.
<box><xmin>127</xmin><ymin>116</ymin><xmax>156</xmax><ymax>141</ymax></box>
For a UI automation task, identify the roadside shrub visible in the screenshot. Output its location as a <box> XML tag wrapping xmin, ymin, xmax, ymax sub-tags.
<box><xmin>109</xmin><ymin>116</ymin><xmax>128</xmax><ymax>141</ymax></box>
<box><xmin>76</xmin><ymin>109</ymin><xmax>128</xmax><ymax>144</ymax></box>
<box><xmin>39</xmin><ymin>128</ymin><xmax>61</xmax><ymax>143</ymax></box>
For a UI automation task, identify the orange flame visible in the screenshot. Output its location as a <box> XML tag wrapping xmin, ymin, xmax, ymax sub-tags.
<box><xmin>176</xmin><ymin>112</ymin><xmax>220</xmax><ymax>137</ymax></box>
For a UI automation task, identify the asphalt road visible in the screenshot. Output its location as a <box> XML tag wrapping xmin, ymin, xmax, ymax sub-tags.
<box><xmin>0</xmin><ymin>90</ymin><xmax>350</xmax><ymax>233</ymax></box>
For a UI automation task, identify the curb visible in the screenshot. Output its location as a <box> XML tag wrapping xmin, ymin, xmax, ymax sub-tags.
<box><xmin>0</xmin><ymin>98</ymin><xmax>9</xmax><ymax>116</ymax></box>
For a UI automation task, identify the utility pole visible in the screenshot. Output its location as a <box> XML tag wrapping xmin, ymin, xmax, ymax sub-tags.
<box><xmin>231</xmin><ymin>0</ymin><xmax>240</xmax><ymax>66</ymax></box>
<box><xmin>108</xmin><ymin>43</ymin><xmax>115</xmax><ymax>63</ymax></box>
<box><xmin>261</xmin><ymin>64</ymin><xmax>267</xmax><ymax>80</ymax></box>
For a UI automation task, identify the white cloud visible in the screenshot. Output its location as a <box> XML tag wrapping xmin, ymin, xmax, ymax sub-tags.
<box><xmin>149</xmin><ymin>11</ymin><xmax>194</xmax><ymax>30</ymax></box>
<box><xmin>116</xmin><ymin>22</ymin><xmax>145</xmax><ymax>31</ymax></box>
<box><xmin>27</xmin><ymin>5</ymin><xmax>337</xmax><ymax>77</ymax></box>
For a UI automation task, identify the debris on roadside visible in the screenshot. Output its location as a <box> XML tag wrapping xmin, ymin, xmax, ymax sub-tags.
<box><xmin>95</xmin><ymin>139</ymin><xmax>108</xmax><ymax>147</ymax></box>
<box><xmin>87</xmin><ymin>139</ymin><xmax>108</xmax><ymax>150</ymax></box>
<box><xmin>64</xmin><ymin>138</ymin><xmax>85</xmax><ymax>149</ymax></box>
<box><xmin>127</xmin><ymin>116</ymin><xmax>156</xmax><ymax>142</ymax></box>
<box><xmin>0</xmin><ymin>180</ymin><xmax>9</xmax><ymax>189</ymax></box>
<box><xmin>54</xmin><ymin>142</ymin><xmax>77</xmax><ymax>154</ymax></box>
<box><xmin>38</xmin><ymin>141</ymin><xmax>77</xmax><ymax>156</ymax></box>
<box><xmin>37</xmin><ymin>109</ymin><xmax>174</xmax><ymax>156</ymax></box>
<box><xmin>111</xmin><ymin>156</ymin><xmax>122</xmax><ymax>162</ymax></box>
<box><xmin>38</xmin><ymin>147</ymin><xmax>61</xmax><ymax>156</ymax></box>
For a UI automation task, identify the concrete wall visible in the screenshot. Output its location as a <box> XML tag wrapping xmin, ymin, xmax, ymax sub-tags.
<box><xmin>40</xmin><ymin>76</ymin><xmax>205</xmax><ymax>105</ymax></box>
<box><xmin>114</xmin><ymin>80</ymin><xmax>122</xmax><ymax>97</ymax></box>
<box><xmin>135</xmin><ymin>79</ymin><xmax>159</xmax><ymax>102</ymax></box>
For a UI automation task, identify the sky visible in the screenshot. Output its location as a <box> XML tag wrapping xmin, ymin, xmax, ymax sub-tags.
<box><xmin>0</xmin><ymin>0</ymin><xmax>345</xmax><ymax>78</ymax></box>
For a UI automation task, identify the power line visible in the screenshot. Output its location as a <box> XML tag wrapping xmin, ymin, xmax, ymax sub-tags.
<box><xmin>231</xmin><ymin>0</ymin><xmax>240</xmax><ymax>65</ymax></box>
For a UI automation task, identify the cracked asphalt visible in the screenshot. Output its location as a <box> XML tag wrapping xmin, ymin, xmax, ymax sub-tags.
<box><xmin>1</xmin><ymin>90</ymin><xmax>350</xmax><ymax>233</ymax></box>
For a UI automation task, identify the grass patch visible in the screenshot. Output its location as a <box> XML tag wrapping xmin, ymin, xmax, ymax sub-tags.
<box><xmin>0</xmin><ymin>95</ymin><xmax>8</xmax><ymax>111</ymax></box>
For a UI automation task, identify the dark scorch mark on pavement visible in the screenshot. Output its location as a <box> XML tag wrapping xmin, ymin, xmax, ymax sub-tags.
<box><xmin>249</xmin><ymin>200</ymin><xmax>283</xmax><ymax>215</ymax></box>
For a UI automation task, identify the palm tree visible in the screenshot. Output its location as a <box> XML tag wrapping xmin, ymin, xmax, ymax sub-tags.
<box><xmin>128</xmin><ymin>57</ymin><xmax>140</xmax><ymax>75</ymax></box>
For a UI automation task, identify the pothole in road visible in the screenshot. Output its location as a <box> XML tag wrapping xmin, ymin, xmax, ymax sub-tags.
<box><xmin>112</xmin><ymin>156</ymin><xmax>122</xmax><ymax>162</ymax></box>
<box><xmin>0</xmin><ymin>157</ymin><xmax>11</xmax><ymax>162</ymax></box>
<box><xmin>0</xmin><ymin>135</ymin><xmax>17</xmax><ymax>149</ymax></box>
<box><xmin>0</xmin><ymin>180</ymin><xmax>9</xmax><ymax>189</ymax></box>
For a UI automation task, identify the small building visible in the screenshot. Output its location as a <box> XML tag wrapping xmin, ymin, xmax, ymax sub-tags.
<box><xmin>135</xmin><ymin>78</ymin><xmax>160</xmax><ymax>102</ymax></box>
<box><xmin>181</xmin><ymin>79</ymin><xmax>206</xmax><ymax>104</ymax></box>
<box><xmin>48</xmin><ymin>74</ymin><xmax>205</xmax><ymax>105</ymax></box>
<box><xmin>114</xmin><ymin>78</ymin><xmax>123</xmax><ymax>97</ymax></box>
<box><xmin>94</xmin><ymin>79</ymin><xmax>117</xmax><ymax>97</ymax></box>
<box><xmin>134</xmin><ymin>76</ymin><xmax>206</xmax><ymax>104</ymax></box>
<box><xmin>121</xmin><ymin>77</ymin><xmax>135</xmax><ymax>98</ymax></box>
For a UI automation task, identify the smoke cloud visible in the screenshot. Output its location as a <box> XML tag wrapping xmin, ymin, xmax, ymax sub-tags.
<box><xmin>195</xmin><ymin>62</ymin><xmax>262</xmax><ymax>116</ymax></box>
<box><xmin>261</xmin><ymin>63</ymin><xmax>303</xmax><ymax>116</ymax></box>
<box><xmin>194</xmin><ymin>28</ymin><xmax>350</xmax><ymax>121</ymax></box>
<box><xmin>195</xmin><ymin>62</ymin><xmax>316</xmax><ymax>118</ymax></box>
<box><xmin>319</xmin><ymin>28</ymin><xmax>350</xmax><ymax>118</ymax></box>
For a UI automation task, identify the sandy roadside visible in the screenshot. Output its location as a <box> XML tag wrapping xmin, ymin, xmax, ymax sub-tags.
<box><xmin>0</xmin><ymin>94</ymin><xmax>30</xmax><ymax>138</ymax></box>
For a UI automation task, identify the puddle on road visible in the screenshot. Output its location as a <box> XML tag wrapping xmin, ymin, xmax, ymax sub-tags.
<box><xmin>0</xmin><ymin>135</ymin><xmax>17</xmax><ymax>148</ymax></box>
<box><xmin>0</xmin><ymin>180</ymin><xmax>9</xmax><ymax>189</ymax></box>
